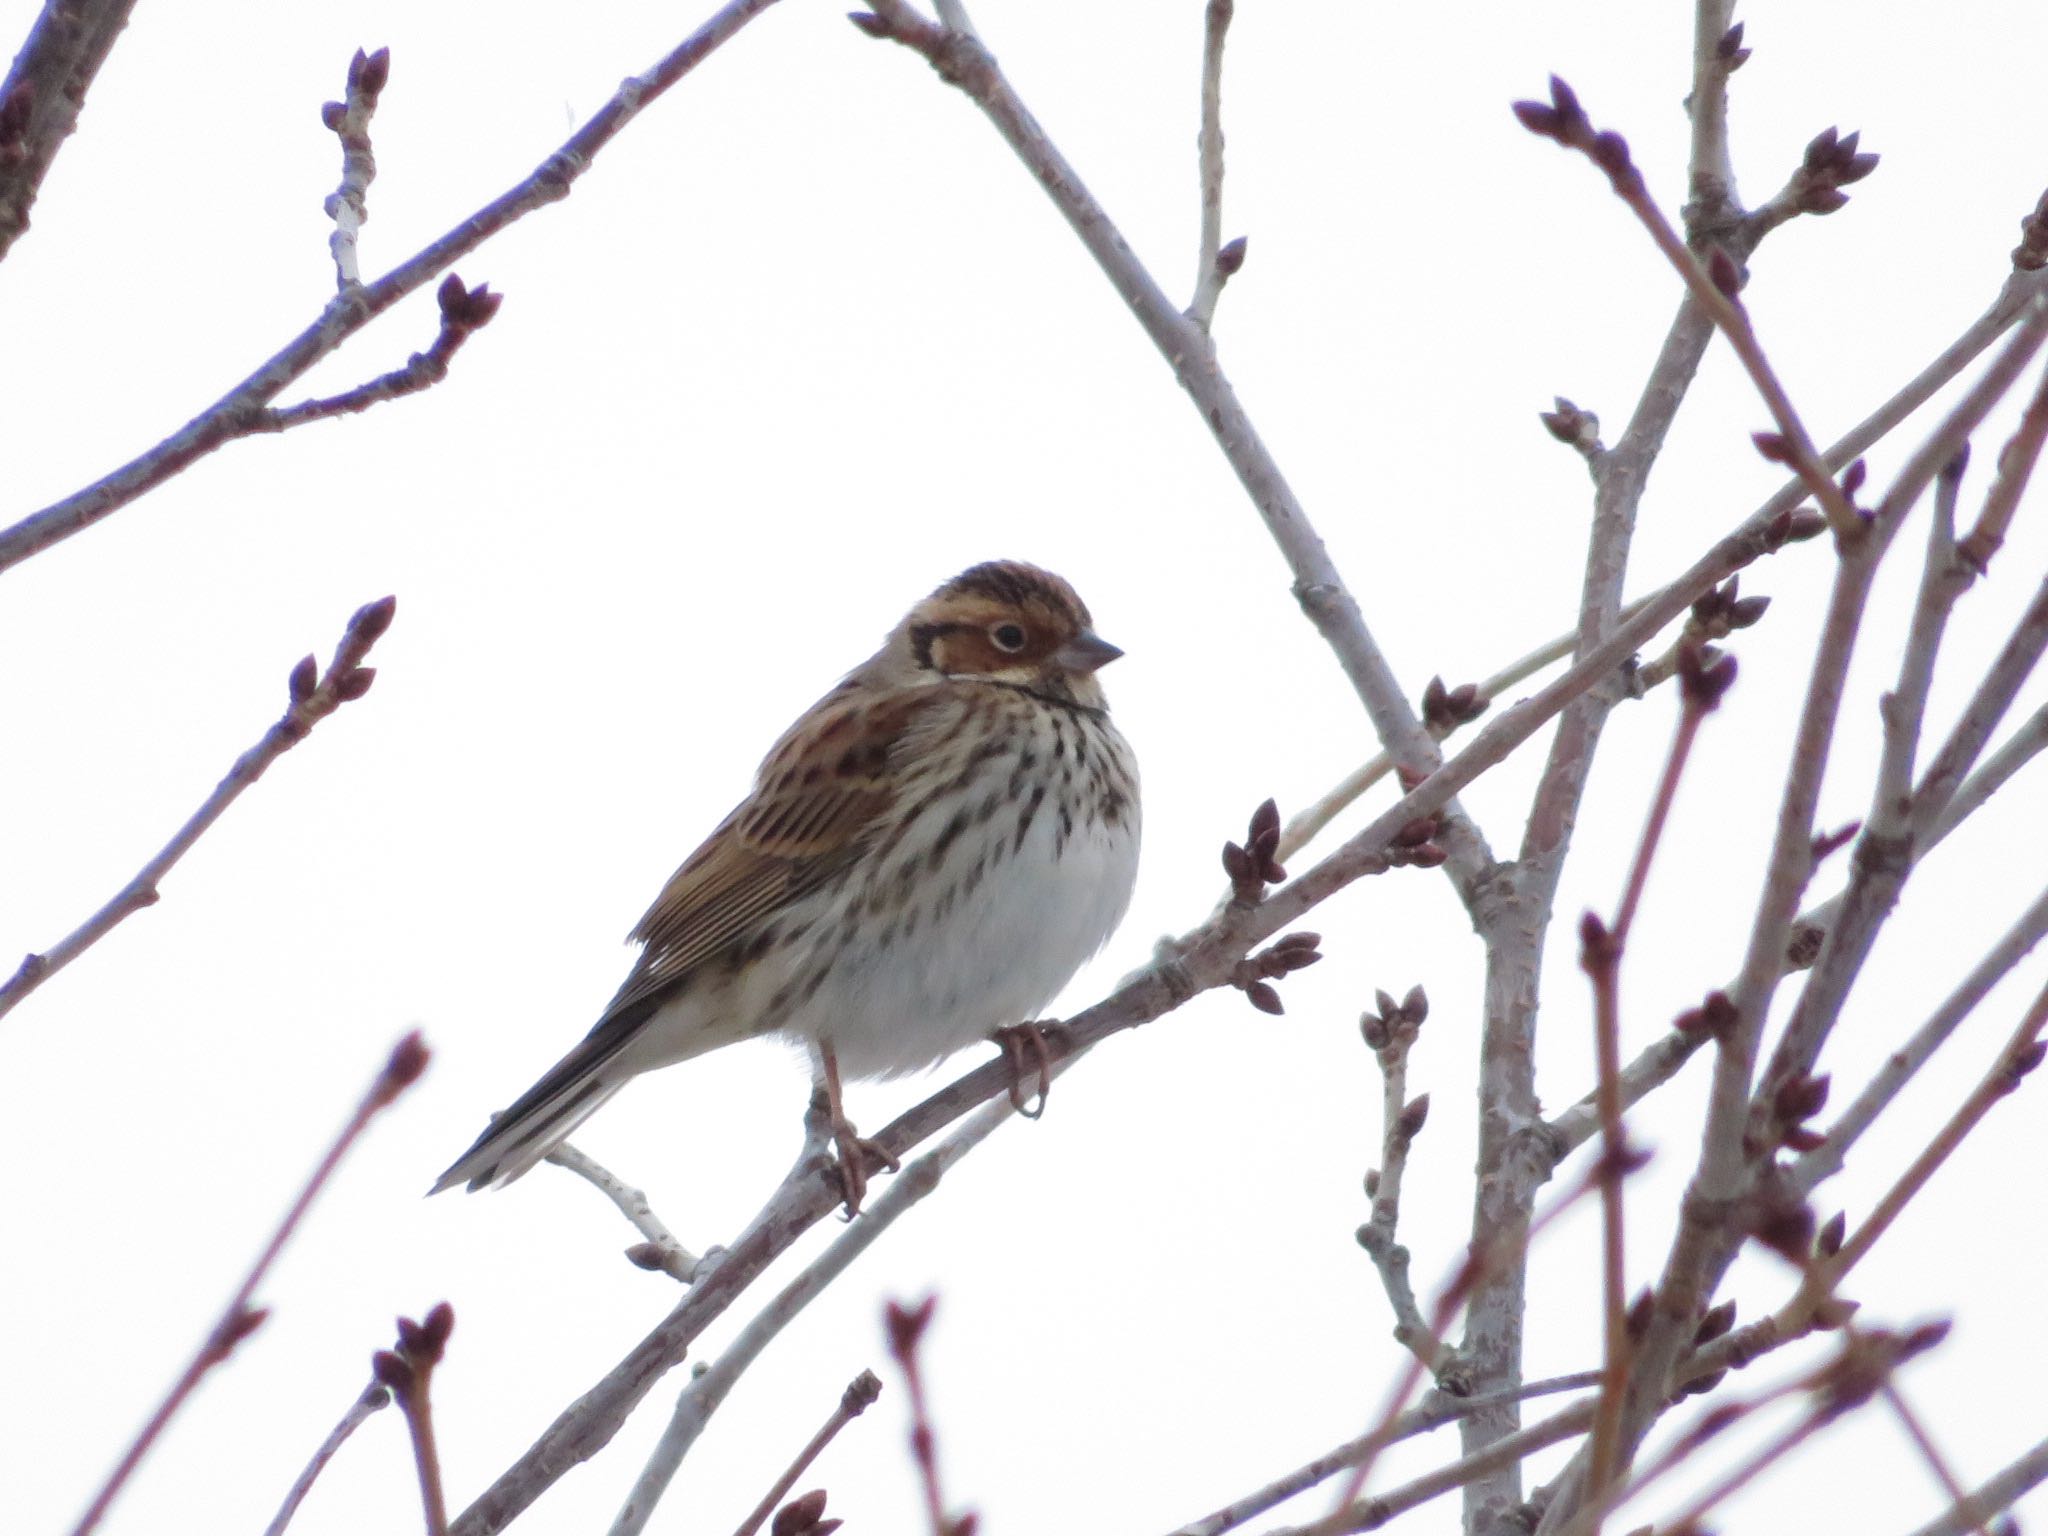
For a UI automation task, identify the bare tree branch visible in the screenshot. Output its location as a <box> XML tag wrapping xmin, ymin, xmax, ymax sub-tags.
<box><xmin>69</xmin><ymin>1034</ymin><xmax>430</xmax><ymax>1536</ymax></box>
<box><xmin>1355</xmin><ymin>989</ymin><xmax>1444</xmax><ymax>1374</ymax></box>
<box><xmin>1185</xmin><ymin>0</ymin><xmax>1238</xmax><ymax>331</ymax></box>
<box><xmin>0</xmin><ymin>596</ymin><xmax>397</xmax><ymax>1024</ymax></box>
<box><xmin>1163</xmin><ymin>1375</ymin><xmax>1602</xmax><ymax>1536</ymax></box>
<box><xmin>0</xmin><ymin>0</ymin><xmax>787</xmax><ymax>574</ymax></box>
<box><xmin>322</xmin><ymin>47</ymin><xmax>388</xmax><ymax>289</ymax></box>
<box><xmin>727</xmin><ymin>1371</ymin><xmax>882</xmax><ymax>1536</ymax></box>
<box><xmin>261</xmin><ymin>1383</ymin><xmax>391</xmax><ymax>1536</ymax></box>
<box><xmin>1898</xmin><ymin>1432</ymin><xmax>2048</xmax><ymax>1536</ymax></box>
<box><xmin>605</xmin><ymin>1094</ymin><xmax>1013</xmax><ymax>1536</ymax></box>
<box><xmin>1799</xmin><ymin>879</ymin><xmax>2048</xmax><ymax>1194</ymax></box>
<box><xmin>0</xmin><ymin>0</ymin><xmax>138</xmax><ymax>262</ymax></box>
<box><xmin>544</xmin><ymin>1143</ymin><xmax>707</xmax><ymax>1284</ymax></box>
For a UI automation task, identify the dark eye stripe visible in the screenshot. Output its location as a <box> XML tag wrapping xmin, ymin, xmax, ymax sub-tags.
<box><xmin>909</xmin><ymin>621</ymin><xmax>969</xmax><ymax>670</ymax></box>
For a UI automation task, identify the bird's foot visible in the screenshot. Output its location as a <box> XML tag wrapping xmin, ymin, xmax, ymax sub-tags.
<box><xmin>992</xmin><ymin>1021</ymin><xmax>1067</xmax><ymax>1119</ymax></box>
<box><xmin>824</xmin><ymin>1116</ymin><xmax>897</xmax><ymax>1217</ymax></box>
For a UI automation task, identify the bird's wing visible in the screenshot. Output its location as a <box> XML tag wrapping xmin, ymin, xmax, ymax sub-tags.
<box><xmin>592</xmin><ymin>685</ymin><xmax>933</xmax><ymax>1033</ymax></box>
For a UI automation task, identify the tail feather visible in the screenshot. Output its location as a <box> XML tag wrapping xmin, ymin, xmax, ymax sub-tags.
<box><xmin>430</xmin><ymin>1038</ymin><xmax>631</xmax><ymax>1194</ymax></box>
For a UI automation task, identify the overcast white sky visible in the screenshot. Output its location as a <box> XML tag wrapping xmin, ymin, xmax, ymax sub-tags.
<box><xmin>4</xmin><ymin>3</ymin><xmax>2047</xmax><ymax>1534</ymax></box>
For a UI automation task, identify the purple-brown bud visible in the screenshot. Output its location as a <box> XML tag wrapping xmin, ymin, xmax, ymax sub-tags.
<box><xmin>1396</xmin><ymin>1093</ymin><xmax>1430</xmax><ymax>1139</ymax></box>
<box><xmin>288</xmin><ymin>654</ymin><xmax>318</xmax><ymax>704</ymax></box>
<box><xmin>1706</xmin><ymin>246</ymin><xmax>1742</xmax><ymax>299</ymax></box>
<box><xmin>884</xmin><ymin>1295</ymin><xmax>936</xmax><ymax>1361</ymax></box>
<box><xmin>1815</xmin><ymin>1211</ymin><xmax>1846</xmax><ymax>1259</ymax></box>
<box><xmin>371</xmin><ymin>1349</ymin><xmax>415</xmax><ymax>1393</ymax></box>
<box><xmin>376</xmin><ymin>1030</ymin><xmax>432</xmax><ymax>1103</ymax></box>
<box><xmin>350</xmin><ymin>594</ymin><xmax>398</xmax><ymax>643</ymax></box>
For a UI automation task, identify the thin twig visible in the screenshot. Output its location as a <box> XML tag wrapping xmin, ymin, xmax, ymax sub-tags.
<box><xmin>1816</xmin><ymin>975</ymin><xmax>2048</xmax><ymax>1285</ymax></box>
<box><xmin>887</xmin><ymin>1296</ymin><xmax>968</xmax><ymax>1536</ymax></box>
<box><xmin>1263</xmin><ymin>1403</ymin><xmax>1597</xmax><ymax>1536</ymax></box>
<box><xmin>1797</xmin><ymin>879</ymin><xmax>2048</xmax><ymax>1193</ymax></box>
<box><xmin>1910</xmin><ymin>567</ymin><xmax>2048</xmax><ymax>846</ymax></box>
<box><xmin>605</xmin><ymin>1092</ymin><xmax>1013</xmax><ymax>1536</ymax></box>
<box><xmin>0</xmin><ymin>596</ymin><xmax>396</xmax><ymax>1023</ymax></box>
<box><xmin>261</xmin><ymin>1383</ymin><xmax>392</xmax><ymax>1536</ymax></box>
<box><xmin>1580</xmin><ymin>646</ymin><xmax>1734</xmax><ymax>1514</ymax></box>
<box><xmin>1516</xmin><ymin>77</ymin><xmax>1861</xmax><ymax>540</ymax></box>
<box><xmin>1186</xmin><ymin>0</ymin><xmax>1236</xmax><ymax>330</ymax></box>
<box><xmin>1163</xmin><ymin>1375</ymin><xmax>1600</xmax><ymax>1536</ymax></box>
<box><xmin>261</xmin><ymin>276</ymin><xmax>502</xmax><ymax>429</ymax></box>
<box><xmin>1549</xmin><ymin>1371</ymin><xmax>1816</xmax><ymax>1536</ymax></box>
<box><xmin>1355</xmin><ymin>988</ymin><xmax>1441</xmax><ymax>1372</ymax></box>
<box><xmin>1897</xmin><ymin>1431</ymin><xmax>2048</xmax><ymax>1536</ymax></box>
<box><xmin>730</xmin><ymin>1372</ymin><xmax>884</xmax><ymax>1536</ymax></box>
<box><xmin>322</xmin><ymin>47</ymin><xmax>388</xmax><ymax>288</ymax></box>
<box><xmin>0</xmin><ymin>0</ymin><xmax>787</xmax><ymax>573</ymax></box>
<box><xmin>376</xmin><ymin>1304</ymin><xmax>457</xmax><ymax>1536</ymax></box>
<box><xmin>1872</xmin><ymin>449</ymin><xmax>1972</xmax><ymax>830</ymax></box>
<box><xmin>1957</xmin><ymin>355</ymin><xmax>2048</xmax><ymax>571</ymax></box>
<box><xmin>1310</xmin><ymin>1170</ymin><xmax>1610</xmax><ymax>1533</ymax></box>
<box><xmin>68</xmin><ymin>1033</ymin><xmax>430</xmax><ymax>1536</ymax></box>
<box><xmin>545</xmin><ymin>1141</ymin><xmax>705</xmax><ymax>1282</ymax></box>
<box><xmin>1881</xmin><ymin>1380</ymin><xmax>1999</xmax><ymax>1536</ymax></box>
<box><xmin>1683</xmin><ymin>0</ymin><xmax>1741</xmax><ymax>236</ymax></box>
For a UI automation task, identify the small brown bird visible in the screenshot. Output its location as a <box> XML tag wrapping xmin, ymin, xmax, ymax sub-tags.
<box><xmin>433</xmin><ymin>561</ymin><xmax>1140</xmax><ymax>1209</ymax></box>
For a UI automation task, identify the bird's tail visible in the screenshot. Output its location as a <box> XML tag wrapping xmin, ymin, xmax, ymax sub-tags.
<box><xmin>429</xmin><ymin>1034</ymin><xmax>631</xmax><ymax>1194</ymax></box>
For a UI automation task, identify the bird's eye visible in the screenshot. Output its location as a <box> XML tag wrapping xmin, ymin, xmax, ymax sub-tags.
<box><xmin>990</xmin><ymin>622</ymin><xmax>1027</xmax><ymax>653</ymax></box>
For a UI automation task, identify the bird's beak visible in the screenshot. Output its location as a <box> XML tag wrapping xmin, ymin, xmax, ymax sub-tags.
<box><xmin>1055</xmin><ymin>630</ymin><xmax>1123</xmax><ymax>674</ymax></box>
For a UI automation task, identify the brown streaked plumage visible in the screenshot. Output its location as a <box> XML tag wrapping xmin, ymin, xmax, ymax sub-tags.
<box><xmin>432</xmin><ymin>561</ymin><xmax>1140</xmax><ymax>1209</ymax></box>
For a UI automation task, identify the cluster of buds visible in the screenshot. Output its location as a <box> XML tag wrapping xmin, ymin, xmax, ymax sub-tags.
<box><xmin>1771</xmin><ymin>1071</ymin><xmax>1832</xmax><ymax>1154</ymax></box>
<box><xmin>1512</xmin><ymin>76</ymin><xmax>1643</xmax><ymax>197</ymax></box>
<box><xmin>1676</xmin><ymin>638</ymin><xmax>1739</xmax><ymax>713</ymax></box>
<box><xmin>1788</xmin><ymin>125</ymin><xmax>1880</xmax><ymax>217</ymax></box>
<box><xmin>319</xmin><ymin>45</ymin><xmax>391</xmax><ymax>130</ymax></box>
<box><xmin>1421</xmin><ymin>675</ymin><xmax>1490</xmax><ymax>733</ymax></box>
<box><xmin>771</xmin><ymin>1491</ymin><xmax>842</xmax><ymax>1536</ymax></box>
<box><xmin>372</xmin><ymin>1300</ymin><xmax>455</xmax><ymax>1404</ymax></box>
<box><xmin>1688</xmin><ymin>575</ymin><xmax>1771</xmax><ymax>641</ymax></box>
<box><xmin>1538</xmin><ymin>395</ymin><xmax>1603</xmax><ymax>457</ymax></box>
<box><xmin>1231</xmin><ymin>932</ymin><xmax>1323</xmax><ymax>1016</ymax></box>
<box><xmin>284</xmin><ymin>594</ymin><xmax>397</xmax><ymax>738</ymax></box>
<box><xmin>436</xmin><ymin>271</ymin><xmax>504</xmax><ymax>337</ymax></box>
<box><xmin>1221</xmin><ymin>798</ymin><xmax>1286</xmax><ymax>903</ymax></box>
<box><xmin>1385</xmin><ymin>808</ymin><xmax>1448</xmax><ymax>870</ymax></box>
<box><xmin>1361</xmin><ymin>985</ymin><xmax>1429</xmax><ymax>1057</ymax></box>
<box><xmin>1674</xmin><ymin>989</ymin><xmax>1738</xmax><ymax>1041</ymax></box>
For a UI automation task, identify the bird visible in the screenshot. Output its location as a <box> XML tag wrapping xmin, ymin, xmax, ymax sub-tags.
<box><xmin>432</xmin><ymin>560</ymin><xmax>1140</xmax><ymax>1211</ymax></box>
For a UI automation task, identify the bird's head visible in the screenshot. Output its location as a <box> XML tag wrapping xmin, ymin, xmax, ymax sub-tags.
<box><xmin>891</xmin><ymin>560</ymin><xmax>1121</xmax><ymax>709</ymax></box>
